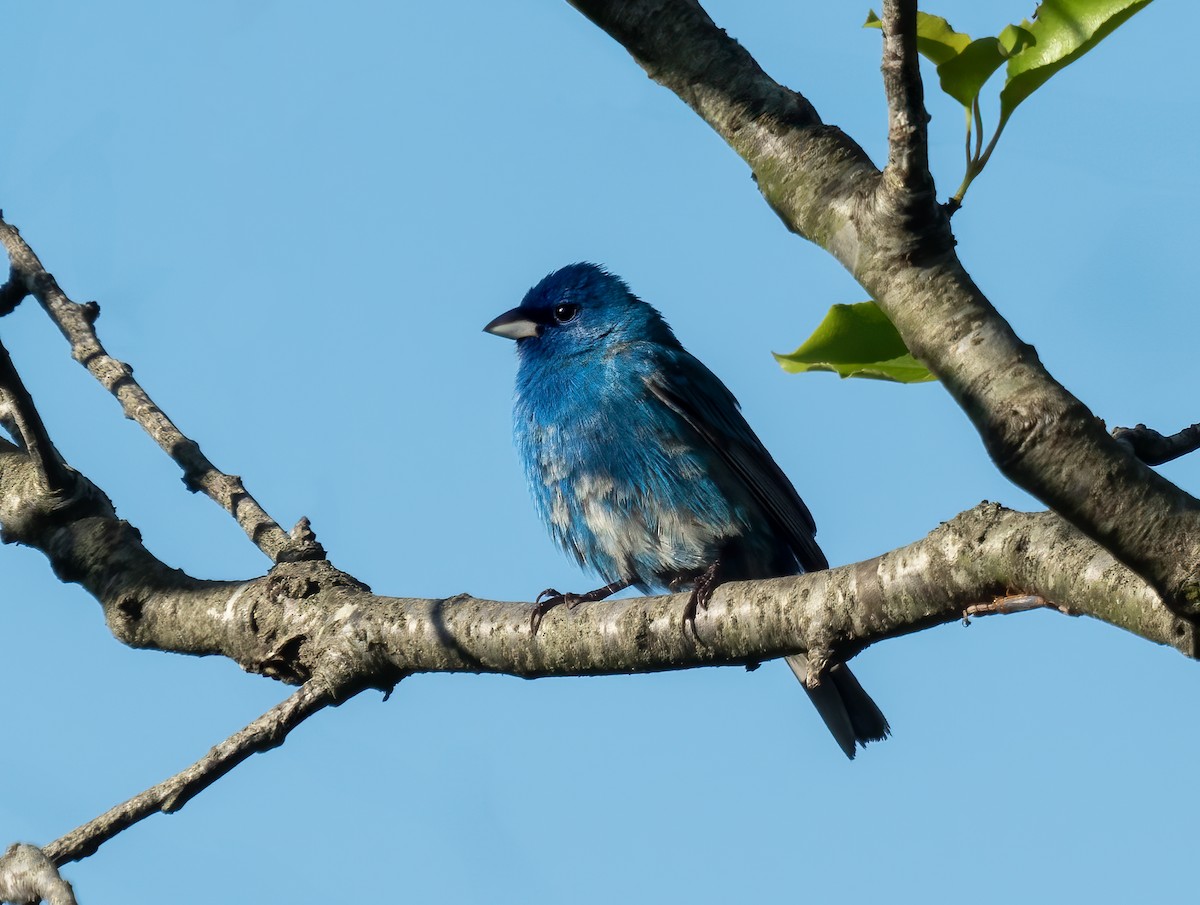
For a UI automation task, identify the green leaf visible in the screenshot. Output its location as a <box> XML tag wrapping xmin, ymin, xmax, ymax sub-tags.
<box><xmin>999</xmin><ymin>0</ymin><xmax>1154</xmax><ymax>127</ymax></box>
<box><xmin>774</xmin><ymin>302</ymin><xmax>936</xmax><ymax>384</ymax></box>
<box><xmin>865</xmin><ymin>10</ymin><xmax>972</xmax><ymax>66</ymax></box>
<box><xmin>865</xmin><ymin>11</ymin><xmax>1004</xmax><ymax>109</ymax></box>
<box><xmin>998</xmin><ymin>22</ymin><xmax>1036</xmax><ymax>56</ymax></box>
<box><xmin>936</xmin><ymin>36</ymin><xmax>1006</xmax><ymax>107</ymax></box>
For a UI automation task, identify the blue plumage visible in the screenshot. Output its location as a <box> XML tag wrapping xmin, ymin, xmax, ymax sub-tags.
<box><xmin>486</xmin><ymin>263</ymin><xmax>889</xmax><ymax>758</ymax></box>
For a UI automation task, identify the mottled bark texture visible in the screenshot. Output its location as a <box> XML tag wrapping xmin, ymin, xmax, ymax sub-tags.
<box><xmin>2</xmin><ymin>0</ymin><xmax>1199</xmax><ymax>897</ymax></box>
<box><xmin>567</xmin><ymin>0</ymin><xmax>1200</xmax><ymax>616</ymax></box>
<box><xmin>0</xmin><ymin>845</ymin><xmax>76</xmax><ymax>905</ymax></box>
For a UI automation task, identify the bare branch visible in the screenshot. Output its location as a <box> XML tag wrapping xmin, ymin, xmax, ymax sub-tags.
<box><xmin>0</xmin><ymin>337</ymin><xmax>74</xmax><ymax>493</ymax></box>
<box><xmin>0</xmin><ymin>214</ymin><xmax>321</xmax><ymax>564</ymax></box>
<box><xmin>0</xmin><ymin>434</ymin><xmax>1187</xmax><ymax>690</ymax></box>
<box><xmin>43</xmin><ymin>679</ymin><xmax>356</xmax><ymax>867</ymax></box>
<box><xmin>565</xmin><ymin>0</ymin><xmax>1200</xmax><ymax>617</ymax></box>
<box><xmin>1113</xmin><ymin>422</ymin><xmax>1200</xmax><ymax>466</ymax></box>
<box><xmin>0</xmin><ymin>404</ymin><xmax>1190</xmax><ymax>871</ymax></box>
<box><xmin>0</xmin><ymin>844</ymin><xmax>77</xmax><ymax>905</ymax></box>
<box><xmin>880</xmin><ymin>0</ymin><xmax>932</xmax><ymax>195</ymax></box>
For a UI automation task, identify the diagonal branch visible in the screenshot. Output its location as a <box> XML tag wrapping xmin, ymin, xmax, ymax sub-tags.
<box><xmin>0</xmin><ymin>214</ymin><xmax>321</xmax><ymax>565</ymax></box>
<box><xmin>42</xmin><ymin>678</ymin><xmax>360</xmax><ymax>867</ymax></box>
<box><xmin>565</xmin><ymin>0</ymin><xmax>1200</xmax><ymax>617</ymax></box>
<box><xmin>0</xmin><ymin>336</ymin><xmax>74</xmax><ymax>493</ymax></box>
<box><xmin>879</xmin><ymin>0</ymin><xmax>932</xmax><ymax>195</ymax></box>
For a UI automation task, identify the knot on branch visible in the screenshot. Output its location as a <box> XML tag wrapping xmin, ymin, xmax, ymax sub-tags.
<box><xmin>248</xmin><ymin>561</ymin><xmax>384</xmax><ymax>686</ymax></box>
<box><xmin>278</xmin><ymin>516</ymin><xmax>327</xmax><ymax>563</ymax></box>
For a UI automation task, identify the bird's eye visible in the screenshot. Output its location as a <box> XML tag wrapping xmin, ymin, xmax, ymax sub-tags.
<box><xmin>552</xmin><ymin>303</ymin><xmax>580</xmax><ymax>324</ymax></box>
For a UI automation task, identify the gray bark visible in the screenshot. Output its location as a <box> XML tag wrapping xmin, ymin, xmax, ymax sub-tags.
<box><xmin>566</xmin><ymin>0</ymin><xmax>1200</xmax><ymax>614</ymax></box>
<box><xmin>1</xmin><ymin>0</ymin><xmax>1195</xmax><ymax>897</ymax></box>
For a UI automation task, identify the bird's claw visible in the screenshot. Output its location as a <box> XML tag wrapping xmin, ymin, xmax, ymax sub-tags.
<box><xmin>530</xmin><ymin>593</ymin><xmax>566</xmax><ymax>633</ymax></box>
<box><xmin>529</xmin><ymin>579</ymin><xmax>633</xmax><ymax>635</ymax></box>
<box><xmin>681</xmin><ymin>561</ymin><xmax>721</xmax><ymax>641</ymax></box>
<box><xmin>530</xmin><ymin>591</ymin><xmax>588</xmax><ymax>633</ymax></box>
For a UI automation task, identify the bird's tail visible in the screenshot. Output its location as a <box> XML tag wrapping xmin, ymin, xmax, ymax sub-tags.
<box><xmin>786</xmin><ymin>654</ymin><xmax>890</xmax><ymax>760</ymax></box>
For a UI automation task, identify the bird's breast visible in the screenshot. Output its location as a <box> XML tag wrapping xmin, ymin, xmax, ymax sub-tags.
<box><xmin>514</xmin><ymin>379</ymin><xmax>755</xmax><ymax>588</ymax></box>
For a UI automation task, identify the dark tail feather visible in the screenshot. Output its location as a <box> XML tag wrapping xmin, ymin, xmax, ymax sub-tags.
<box><xmin>786</xmin><ymin>655</ymin><xmax>891</xmax><ymax>759</ymax></box>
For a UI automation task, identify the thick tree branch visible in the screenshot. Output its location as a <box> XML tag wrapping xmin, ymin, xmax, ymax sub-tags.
<box><xmin>2</xmin><ymin>9</ymin><xmax>1191</xmax><ymax>900</ymax></box>
<box><xmin>1113</xmin><ymin>422</ymin><xmax>1200</xmax><ymax>466</ymax></box>
<box><xmin>0</xmin><ymin>214</ymin><xmax>321</xmax><ymax>565</ymax></box>
<box><xmin>0</xmin><ymin>435</ymin><xmax>1187</xmax><ymax>690</ymax></box>
<box><xmin>0</xmin><ymin>845</ymin><xmax>76</xmax><ymax>905</ymax></box>
<box><xmin>565</xmin><ymin>0</ymin><xmax>1200</xmax><ymax>615</ymax></box>
<box><xmin>1</xmin><ymin>407</ymin><xmax>1190</xmax><ymax>885</ymax></box>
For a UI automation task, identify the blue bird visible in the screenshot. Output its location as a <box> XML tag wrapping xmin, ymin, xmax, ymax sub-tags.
<box><xmin>485</xmin><ymin>263</ymin><xmax>889</xmax><ymax>758</ymax></box>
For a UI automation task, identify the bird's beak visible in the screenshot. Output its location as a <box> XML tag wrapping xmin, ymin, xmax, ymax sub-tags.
<box><xmin>484</xmin><ymin>307</ymin><xmax>541</xmax><ymax>340</ymax></box>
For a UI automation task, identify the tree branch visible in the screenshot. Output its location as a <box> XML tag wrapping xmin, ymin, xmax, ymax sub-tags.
<box><xmin>1</xmin><ymin>393</ymin><xmax>1190</xmax><ymax>882</ymax></box>
<box><xmin>42</xmin><ymin>679</ymin><xmax>359</xmax><ymax>867</ymax></box>
<box><xmin>880</xmin><ymin>0</ymin><xmax>931</xmax><ymax>196</ymax></box>
<box><xmin>1113</xmin><ymin>422</ymin><xmax>1200</xmax><ymax>466</ymax></box>
<box><xmin>0</xmin><ymin>844</ymin><xmax>76</xmax><ymax>905</ymax></box>
<box><xmin>0</xmin><ymin>214</ymin><xmax>322</xmax><ymax>565</ymax></box>
<box><xmin>0</xmin><ymin>336</ymin><xmax>73</xmax><ymax>493</ymax></box>
<box><xmin>564</xmin><ymin>0</ymin><xmax>1200</xmax><ymax>616</ymax></box>
<box><xmin>0</xmin><ymin>433</ymin><xmax>1187</xmax><ymax>689</ymax></box>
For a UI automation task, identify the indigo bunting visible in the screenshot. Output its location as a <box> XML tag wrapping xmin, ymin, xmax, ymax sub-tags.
<box><xmin>485</xmin><ymin>263</ymin><xmax>889</xmax><ymax>758</ymax></box>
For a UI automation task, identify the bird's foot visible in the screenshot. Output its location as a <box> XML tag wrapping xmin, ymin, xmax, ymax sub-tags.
<box><xmin>682</xmin><ymin>561</ymin><xmax>722</xmax><ymax>641</ymax></box>
<box><xmin>531</xmin><ymin>588</ymin><xmax>572</xmax><ymax>633</ymax></box>
<box><xmin>530</xmin><ymin>580</ymin><xmax>632</xmax><ymax>634</ymax></box>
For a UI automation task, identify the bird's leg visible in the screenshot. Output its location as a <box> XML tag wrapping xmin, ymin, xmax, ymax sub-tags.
<box><xmin>682</xmin><ymin>560</ymin><xmax>722</xmax><ymax>641</ymax></box>
<box><xmin>530</xmin><ymin>579</ymin><xmax>633</xmax><ymax>634</ymax></box>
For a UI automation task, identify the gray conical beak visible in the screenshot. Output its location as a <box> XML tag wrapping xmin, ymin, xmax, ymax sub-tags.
<box><xmin>484</xmin><ymin>307</ymin><xmax>540</xmax><ymax>340</ymax></box>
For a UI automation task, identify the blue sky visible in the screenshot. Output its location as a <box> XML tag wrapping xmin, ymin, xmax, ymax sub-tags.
<box><xmin>2</xmin><ymin>2</ymin><xmax>1196</xmax><ymax>902</ymax></box>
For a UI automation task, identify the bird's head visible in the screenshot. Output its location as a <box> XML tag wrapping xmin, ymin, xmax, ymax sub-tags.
<box><xmin>484</xmin><ymin>263</ymin><xmax>677</xmax><ymax>357</ymax></box>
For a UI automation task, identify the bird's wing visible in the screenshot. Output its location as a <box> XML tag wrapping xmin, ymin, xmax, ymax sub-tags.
<box><xmin>644</xmin><ymin>351</ymin><xmax>829</xmax><ymax>573</ymax></box>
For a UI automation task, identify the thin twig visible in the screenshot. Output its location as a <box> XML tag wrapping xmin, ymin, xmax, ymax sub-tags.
<box><xmin>1112</xmin><ymin>422</ymin><xmax>1200</xmax><ymax>466</ymax></box>
<box><xmin>0</xmin><ymin>336</ymin><xmax>74</xmax><ymax>492</ymax></box>
<box><xmin>42</xmin><ymin>679</ymin><xmax>354</xmax><ymax>867</ymax></box>
<box><xmin>0</xmin><ymin>213</ymin><xmax>321</xmax><ymax>563</ymax></box>
<box><xmin>880</xmin><ymin>0</ymin><xmax>931</xmax><ymax>193</ymax></box>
